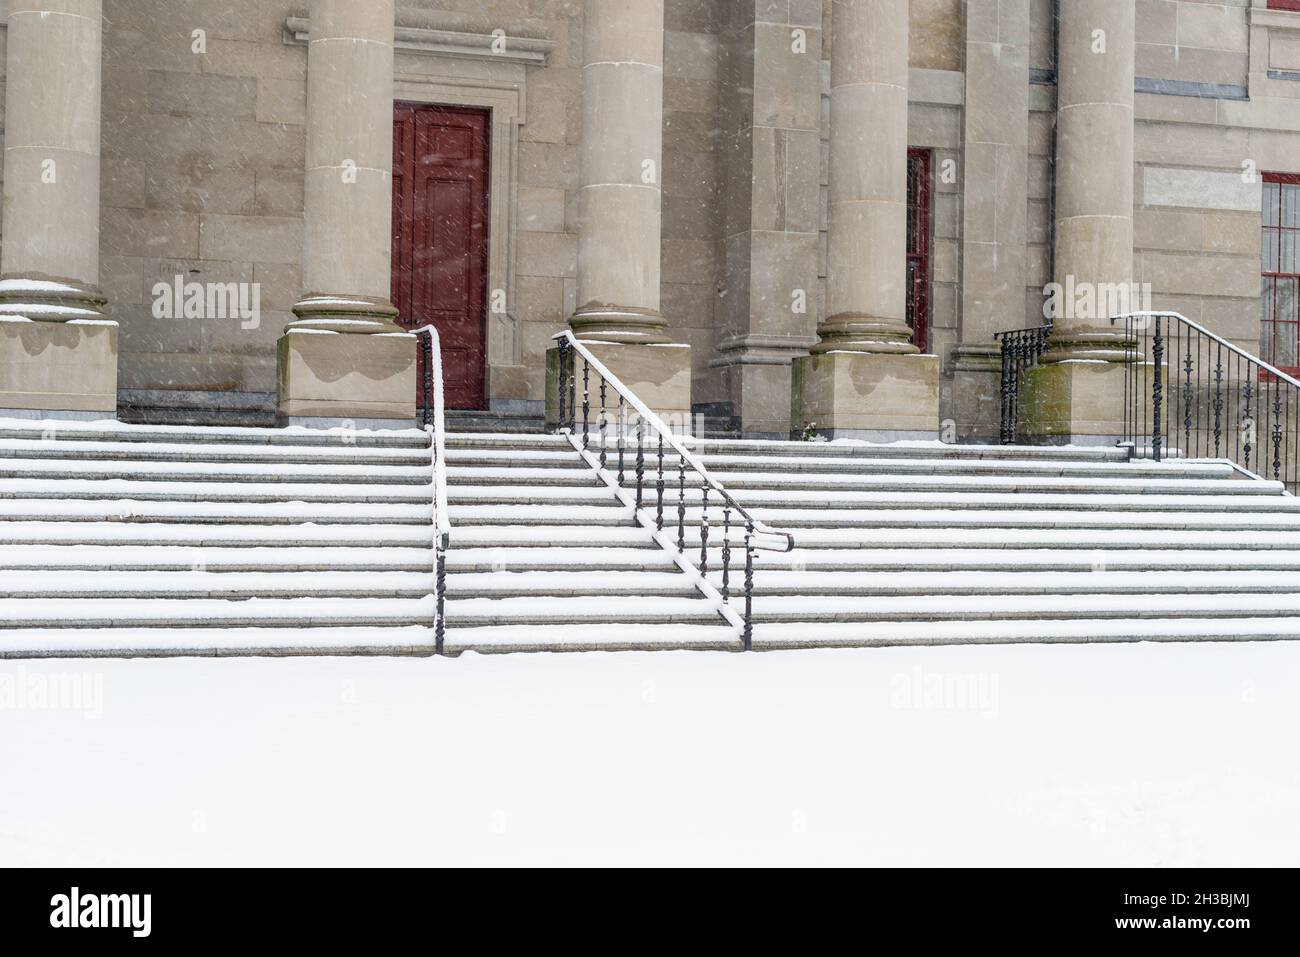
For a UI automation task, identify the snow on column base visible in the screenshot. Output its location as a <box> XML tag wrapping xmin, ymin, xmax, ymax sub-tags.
<box><xmin>791</xmin><ymin>351</ymin><xmax>940</xmax><ymax>440</ymax></box>
<box><xmin>276</xmin><ymin>327</ymin><xmax>417</xmax><ymax>426</ymax></box>
<box><xmin>0</xmin><ymin>317</ymin><xmax>118</xmax><ymax>416</ymax></box>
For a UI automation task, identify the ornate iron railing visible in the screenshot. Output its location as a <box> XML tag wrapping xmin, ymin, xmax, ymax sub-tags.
<box><xmin>413</xmin><ymin>326</ymin><xmax>451</xmax><ymax>653</ymax></box>
<box><xmin>1112</xmin><ymin>311</ymin><xmax>1300</xmax><ymax>493</ymax></box>
<box><xmin>552</xmin><ymin>331</ymin><xmax>794</xmax><ymax>649</ymax></box>
<box><xmin>993</xmin><ymin>324</ymin><xmax>1053</xmax><ymax>444</ymax></box>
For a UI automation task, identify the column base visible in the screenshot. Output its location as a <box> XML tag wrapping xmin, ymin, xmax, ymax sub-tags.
<box><xmin>1019</xmin><ymin>360</ymin><xmax>1132</xmax><ymax>444</ymax></box>
<box><xmin>792</xmin><ymin>351</ymin><xmax>940</xmax><ymax>440</ymax></box>
<box><xmin>276</xmin><ymin>328</ymin><xmax>417</xmax><ymax>426</ymax></box>
<box><xmin>0</xmin><ymin>318</ymin><xmax>118</xmax><ymax>416</ymax></box>
<box><xmin>950</xmin><ymin>343</ymin><xmax>1004</xmax><ymax>442</ymax></box>
<box><xmin>546</xmin><ymin>341</ymin><xmax>692</xmax><ymax>433</ymax></box>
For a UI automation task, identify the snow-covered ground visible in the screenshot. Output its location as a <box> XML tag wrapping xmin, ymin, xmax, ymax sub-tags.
<box><xmin>2</xmin><ymin>641</ymin><xmax>1298</xmax><ymax>867</ymax></box>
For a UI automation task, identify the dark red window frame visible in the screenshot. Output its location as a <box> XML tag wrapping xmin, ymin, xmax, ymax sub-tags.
<box><xmin>1262</xmin><ymin>172</ymin><xmax>1300</xmax><ymax>375</ymax></box>
<box><xmin>1268</xmin><ymin>1</ymin><xmax>1300</xmax><ymax>12</ymax></box>
<box><xmin>906</xmin><ymin>147</ymin><xmax>933</xmax><ymax>353</ymax></box>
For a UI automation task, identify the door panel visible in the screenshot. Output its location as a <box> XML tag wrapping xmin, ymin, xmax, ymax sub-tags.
<box><xmin>392</xmin><ymin>103</ymin><xmax>490</xmax><ymax>410</ymax></box>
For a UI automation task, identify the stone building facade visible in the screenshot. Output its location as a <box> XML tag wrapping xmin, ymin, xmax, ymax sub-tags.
<box><xmin>2</xmin><ymin>0</ymin><xmax>1300</xmax><ymax>442</ymax></box>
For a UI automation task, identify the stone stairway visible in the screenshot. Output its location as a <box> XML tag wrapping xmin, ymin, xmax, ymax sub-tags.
<box><xmin>4</xmin><ymin>418</ymin><xmax>1300</xmax><ymax>656</ymax></box>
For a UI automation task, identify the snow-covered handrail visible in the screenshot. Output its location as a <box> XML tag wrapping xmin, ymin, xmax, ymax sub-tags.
<box><xmin>1111</xmin><ymin>311</ymin><xmax>1300</xmax><ymax>492</ymax></box>
<box><xmin>412</xmin><ymin>325</ymin><xmax>450</xmax><ymax>652</ymax></box>
<box><xmin>552</xmin><ymin>330</ymin><xmax>794</xmax><ymax>649</ymax></box>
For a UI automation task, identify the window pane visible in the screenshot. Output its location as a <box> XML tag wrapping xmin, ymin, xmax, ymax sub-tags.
<box><xmin>1284</xmin><ymin>230</ymin><xmax>1299</xmax><ymax>275</ymax></box>
<box><xmin>1284</xmin><ymin>185</ymin><xmax>1300</xmax><ymax>229</ymax></box>
<box><xmin>1278</xmin><ymin>279</ymin><xmax>1299</xmax><ymax>369</ymax></box>
<box><xmin>1263</xmin><ymin>228</ymin><xmax>1279</xmax><ymax>272</ymax></box>
<box><xmin>1265</xmin><ymin>183</ymin><xmax>1281</xmax><ymax>226</ymax></box>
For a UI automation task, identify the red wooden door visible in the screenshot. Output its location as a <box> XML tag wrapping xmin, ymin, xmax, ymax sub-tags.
<box><xmin>392</xmin><ymin>103</ymin><xmax>490</xmax><ymax>409</ymax></box>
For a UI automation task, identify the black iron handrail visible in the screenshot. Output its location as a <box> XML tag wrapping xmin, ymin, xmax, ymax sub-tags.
<box><xmin>1111</xmin><ymin>311</ymin><xmax>1300</xmax><ymax>493</ymax></box>
<box><xmin>413</xmin><ymin>325</ymin><xmax>451</xmax><ymax>653</ymax></box>
<box><xmin>993</xmin><ymin>324</ymin><xmax>1052</xmax><ymax>444</ymax></box>
<box><xmin>552</xmin><ymin>331</ymin><xmax>794</xmax><ymax>649</ymax></box>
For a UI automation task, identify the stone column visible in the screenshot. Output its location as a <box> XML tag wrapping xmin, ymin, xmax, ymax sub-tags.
<box><xmin>708</xmin><ymin>1</ymin><xmax>822</xmax><ymax>439</ymax></box>
<box><xmin>277</xmin><ymin>0</ymin><xmax>415</xmax><ymax>426</ymax></box>
<box><xmin>1022</xmin><ymin>0</ymin><xmax>1136</xmax><ymax>443</ymax></box>
<box><xmin>792</xmin><ymin>0</ymin><xmax>939</xmax><ymax>440</ymax></box>
<box><xmin>0</xmin><ymin>0</ymin><xmax>117</xmax><ymax>418</ymax></box>
<box><xmin>546</xmin><ymin>0</ymin><xmax>690</xmax><ymax>428</ymax></box>
<box><xmin>950</xmin><ymin>0</ymin><xmax>1031</xmax><ymax>441</ymax></box>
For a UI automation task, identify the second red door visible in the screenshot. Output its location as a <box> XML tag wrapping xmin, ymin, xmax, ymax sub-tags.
<box><xmin>392</xmin><ymin>103</ymin><xmax>490</xmax><ymax>410</ymax></box>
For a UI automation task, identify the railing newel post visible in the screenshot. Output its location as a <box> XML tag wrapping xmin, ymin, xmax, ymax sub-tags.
<box><xmin>742</xmin><ymin>522</ymin><xmax>755</xmax><ymax>652</ymax></box>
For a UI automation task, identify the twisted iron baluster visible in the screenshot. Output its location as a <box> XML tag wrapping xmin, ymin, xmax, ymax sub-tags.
<box><xmin>742</xmin><ymin>521</ymin><xmax>755</xmax><ymax>652</ymax></box>
<box><xmin>1243</xmin><ymin>376</ymin><xmax>1254</xmax><ymax>472</ymax></box>
<box><xmin>1151</xmin><ymin>315</ymin><xmax>1164</xmax><ymax>462</ymax></box>
<box><xmin>1182</xmin><ymin>337</ymin><xmax>1194</xmax><ymax>456</ymax></box>
<box><xmin>598</xmin><ymin>378</ymin><xmax>608</xmax><ymax>468</ymax></box>
<box><xmin>1212</xmin><ymin>347</ymin><xmax>1223</xmax><ymax>457</ymax></box>
<box><xmin>434</xmin><ymin>545</ymin><xmax>446</xmax><ymax>655</ymax></box>
<box><xmin>635</xmin><ymin>419</ymin><xmax>645</xmax><ymax>510</ymax></box>
<box><xmin>699</xmin><ymin>487</ymin><xmax>710</xmax><ymax>576</ymax></box>
<box><xmin>1274</xmin><ymin>381</ymin><xmax>1284</xmax><ymax>481</ymax></box>
<box><xmin>617</xmin><ymin>397</ymin><xmax>625</xmax><ymax>485</ymax></box>
<box><xmin>998</xmin><ymin>336</ymin><xmax>1013</xmax><ymax>445</ymax></box>
<box><xmin>557</xmin><ymin>337</ymin><xmax>569</xmax><ymax>430</ymax></box>
<box><xmin>676</xmin><ymin>451</ymin><xmax>686</xmax><ymax>552</ymax></box>
<box><xmin>582</xmin><ymin>360</ymin><xmax>590</xmax><ymax>450</ymax></box>
<box><xmin>720</xmin><ymin>506</ymin><xmax>731</xmax><ymax>603</ymax></box>
<box><xmin>655</xmin><ymin>435</ymin><xmax>665</xmax><ymax>530</ymax></box>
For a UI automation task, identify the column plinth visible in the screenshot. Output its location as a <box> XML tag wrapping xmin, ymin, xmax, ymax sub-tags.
<box><xmin>792</xmin><ymin>0</ymin><xmax>936</xmax><ymax>440</ymax></box>
<box><xmin>277</xmin><ymin>0</ymin><xmax>415</xmax><ymax>427</ymax></box>
<box><xmin>0</xmin><ymin>0</ymin><xmax>116</xmax><ymax>418</ymax></box>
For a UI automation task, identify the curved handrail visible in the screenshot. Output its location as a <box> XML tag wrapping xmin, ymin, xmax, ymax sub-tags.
<box><xmin>411</xmin><ymin>324</ymin><xmax>451</xmax><ymax>652</ymax></box>
<box><xmin>1109</xmin><ymin>310</ymin><xmax>1300</xmax><ymax>492</ymax></box>
<box><xmin>553</xmin><ymin>330</ymin><xmax>793</xmax><ymax>554</ymax></box>
<box><xmin>1112</xmin><ymin>311</ymin><xmax>1300</xmax><ymax>391</ymax></box>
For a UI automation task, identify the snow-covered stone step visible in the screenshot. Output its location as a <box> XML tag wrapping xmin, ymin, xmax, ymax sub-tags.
<box><xmin>448</xmin><ymin>503</ymin><xmax>631</xmax><ymax>525</ymax></box>
<box><xmin>683</xmin><ymin>437</ymin><xmax>1129</xmax><ymax>461</ymax></box>
<box><xmin>443</xmin><ymin>447</ymin><xmax>593</xmax><ymax>468</ymax></box>
<box><xmin>688</xmin><ymin>506</ymin><xmax>1300</xmax><ymax>531</ymax></box>
<box><xmin>444</xmin><ymin>623</ymin><xmax>740</xmax><ymax>654</ymax></box>
<box><xmin>445</xmin><ymin>546</ymin><xmax>672</xmax><ymax>572</ymax></box>
<box><xmin>0</xmin><ymin>626</ymin><xmax>439</xmax><ymax>658</ymax></box>
<box><xmin>696</xmin><ymin>454</ymin><xmax>1235</xmax><ymax>479</ymax></box>
<box><xmin>749</xmin><ymin>617</ymin><xmax>1300</xmax><ymax>649</ymax></box>
<box><xmin>0</xmin><ymin>457</ymin><xmax>432</xmax><ymax>485</ymax></box>
<box><xmin>0</xmin><ymin>595</ymin><xmax>722</xmax><ymax>628</ymax></box>
<box><xmin>0</xmin><ymin>437</ymin><xmax>430</xmax><ymax>465</ymax></box>
<box><xmin>0</xmin><ymin>499</ymin><xmax>431</xmax><ymax>525</ymax></box>
<box><xmin>445</xmin><ymin>595</ymin><xmax>723</xmax><ymax>626</ymax></box>
<box><xmin>446</xmin><ymin>484</ymin><xmax>618</xmax><ymax>506</ymax></box>
<box><xmin>443</xmin><ymin>432</ymin><xmax>573</xmax><ymax>449</ymax></box>
<box><xmin>451</xmin><ymin>524</ymin><xmax>655</xmax><ymax>548</ymax></box>
<box><xmin>0</xmin><ymin>477</ymin><xmax>433</xmax><ymax>504</ymax></box>
<box><xmin>0</xmin><ymin>522</ymin><xmax>432</xmax><ymax>547</ymax></box>
<box><xmin>0</xmin><ymin>569</ymin><xmax>695</xmax><ymax>600</ymax></box>
<box><xmin>0</xmin><ymin>418</ymin><xmax>429</xmax><ymax>448</ymax></box>
<box><xmin>446</xmin><ymin>466</ymin><xmax>600</xmax><ymax>486</ymax></box>
<box><xmin>691</xmin><ymin>526</ymin><xmax>1300</xmax><ymax>550</ymax></box>
<box><xmin>712</xmin><ymin>473</ymin><xmax>1283</xmax><ymax>496</ymax></box>
<box><xmin>717</xmin><ymin>569</ymin><xmax>1300</xmax><ymax>597</ymax></box>
<box><xmin>0</xmin><ymin>544</ymin><xmax>441</xmax><ymax>572</ymax></box>
<box><xmin>746</xmin><ymin>547</ymin><xmax>1300</xmax><ymax>572</ymax></box>
<box><xmin>747</xmin><ymin>592</ymin><xmax>1300</xmax><ymax>622</ymax></box>
<box><xmin>717</xmin><ymin>487</ymin><xmax>1300</xmax><ymax>513</ymax></box>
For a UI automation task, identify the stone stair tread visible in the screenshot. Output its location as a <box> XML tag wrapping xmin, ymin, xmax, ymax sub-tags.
<box><xmin>444</xmin><ymin>623</ymin><xmax>739</xmax><ymax>653</ymax></box>
<box><xmin>0</xmin><ymin>436</ymin><xmax>430</xmax><ymax>464</ymax></box>
<box><xmin>750</xmin><ymin>617</ymin><xmax>1300</xmax><ymax>649</ymax></box>
<box><xmin>698</xmin><ymin>455</ymin><xmax>1235</xmax><ymax>478</ymax></box>
<box><xmin>0</xmin><ymin>457</ymin><xmax>431</xmax><ymax>484</ymax></box>
<box><xmin>0</xmin><ymin>417</ymin><xmax>428</xmax><ymax>447</ymax></box>
<box><xmin>0</xmin><ymin>499</ymin><xmax>432</xmax><ymax>524</ymax></box>
<box><xmin>0</xmin><ymin>522</ymin><xmax>433</xmax><ymax>546</ymax></box>
<box><xmin>0</xmin><ymin>477</ymin><xmax>432</xmax><ymax>503</ymax></box>
<box><xmin>0</xmin><ymin>625</ymin><xmax>437</xmax><ymax>658</ymax></box>
<box><xmin>746</xmin><ymin>547</ymin><xmax>1300</xmax><ymax>571</ymax></box>
<box><xmin>0</xmin><ymin>544</ymin><xmax>439</xmax><ymax>571</ymax></box>
<box><xmin>719</xmin><ymin>569</ymin><xmax>1300</xmax><ymax>595</ymax></box>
